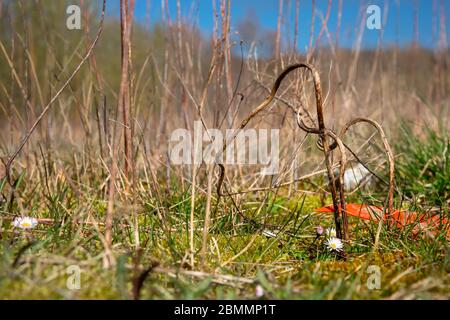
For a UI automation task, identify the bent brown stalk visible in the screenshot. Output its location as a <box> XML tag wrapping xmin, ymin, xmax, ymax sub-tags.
<box><xmin>215</xmin><ymin>63</ymin><xmax>396</xmax><ymax>245</ymax></box>
<box><xmin>339</xmin><ymin>118</ymin><xmax>396</xmax><ymax>217</ymax></box>
<box><xmin>215</xmin><ymin>63</ymin><xmax>347</xmax><ymax>240</ymax></box>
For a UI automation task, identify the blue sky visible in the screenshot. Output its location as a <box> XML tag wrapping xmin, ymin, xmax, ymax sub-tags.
<box><xmin>108</xmin><ymin>0</ymin><xmax>450</xmax><ymax>51</ymax></box>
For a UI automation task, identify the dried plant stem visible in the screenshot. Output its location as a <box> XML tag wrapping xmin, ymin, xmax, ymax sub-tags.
<box><xmin>340</xmin><ymin>118</ymin><xmax>395</xmax><ymax>216</ymax></box>
<box><xmin>307</xmin><ymin>0</ymin><xmax>316</xmax><ymax>61</ymax></box>
<box><xmin>322</xmin><ymin>129</ymin><xmax>347</xmax><ymax>240</ymax></box>
<box><xmin>339</xmin><ymin>117</ymin><xmax>395</xmax><ymax>246</ymax></box>
<box><xmin>120</xmin><ymin>0</ymin><xmax>135</xmax><ymax>184</ymax></box>
<box><xmin>293</xmin><ymin>0</ymin><xmax>300</xmax><ymax>54</ymax></box>
<box><xmin>105</xmin><ymin>0</ymin><xmax>135</xmax><ymax>268</ymax></box>
<box><xmin>201</xmin><ymin>164</ymin><xmax>214</xmax><ymax>264</ymax></box>
<box><xmin>309</xmin><ymin>0</ymin><xmax>332</xmax><ymax>58</ymax></box>
<box><xmin>215</xmin><ymin>61</ymin><xmax>397</xmax><ymax>245</ymax></box>
<box><xmin>215</xmin><ymin>63</ymin><xmax>348</xmax><ymax>240</ymax></box>
<box><xmin>275</xmin><ymin>0</ymin><xmax>283</xmax><ymax>63</ymax></box>
<box><xmin>189</xmin><ymin>158</ymin><xmax>197</xmax><ymax>268</ymax></box>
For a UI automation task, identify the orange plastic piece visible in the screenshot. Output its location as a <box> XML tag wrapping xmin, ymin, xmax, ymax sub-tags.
<box><xmin>315</xmin><ymin>203</ymin><xmax>449</xmax><ymax>239</ymax></box>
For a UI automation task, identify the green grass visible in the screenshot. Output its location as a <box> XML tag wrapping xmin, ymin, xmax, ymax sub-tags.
<box><xmin>395</xmin><ymin>121</ymin><xmax>449</xmax><ymax>207</ymax></box>
<box><xmin>0</xmin><ymin>149</ymin><xmax>448</xmax><ymax>299</ymax></box>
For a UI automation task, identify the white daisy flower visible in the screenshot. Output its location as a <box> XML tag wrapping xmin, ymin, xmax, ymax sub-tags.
<box><xmin>326</xmin><ymin>227</ymin><xmax>337</xmax><ymax>238</ymax></box>
<box><xmin>326</xmin><ymin>237</ymin><xmax>343</xmax><ymax>252</ymax></box>
<box><xmin>13</xmin><ymin>216</ymin><xmax>38</xmax><ymax>230</ymax></box>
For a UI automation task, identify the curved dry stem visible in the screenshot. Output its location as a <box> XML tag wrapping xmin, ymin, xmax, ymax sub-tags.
<box><xmin>215</xmin><ymin>62</ymin><xmax>347</xmax><ymax>241</ymax></box>
<box><xmin>216</xmin><ymin>63</ymin><xmax>319</xmax><ymax>197</ymax></box>
<box><xmin>339</xmin><ymin>118</ymin><xmax>395</xmax><ymax>217</ymax></box>
<box><xmin>323</xmin><ymin>129</ymin><xmax>348</xmax><ymax>240</ymax></box>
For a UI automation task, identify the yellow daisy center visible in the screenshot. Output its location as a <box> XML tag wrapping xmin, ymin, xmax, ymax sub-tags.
<box><xmin>21</xmin><ymin>222</ymin><xmax>31</xmax><ymax>228</ymax></box>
